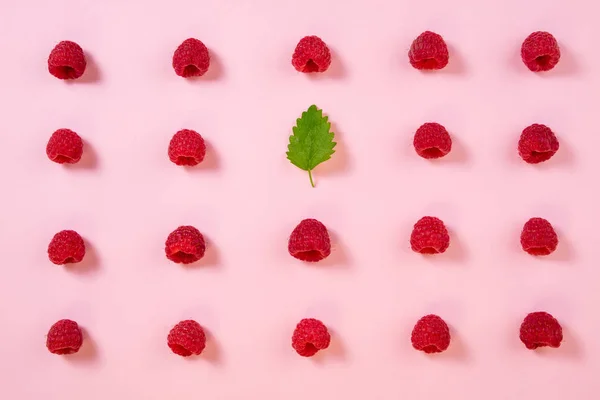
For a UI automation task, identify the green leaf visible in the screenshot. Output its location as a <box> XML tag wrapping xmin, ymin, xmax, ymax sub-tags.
<box><xmin>286</xmin><ymin>105</ymin><xmax>337</xmax><ymax>187</ymax></box>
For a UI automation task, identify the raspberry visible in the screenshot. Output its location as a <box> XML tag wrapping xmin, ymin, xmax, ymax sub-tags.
<box><xmin>172</xmin><ymin>38</ymin><xmax>210</xmax><ymax>78</ymax></box>
<box><xmin>518</xmin><ymin>124</ymin><xmax>559</xmax><ymax>164</ymax></box>
<box><xmin>413</xmin><ymin>122</ymin><xmax>452</xmax><ymax>159</ymax></box>
<box><xmin>288</xmin><ymin>219</ymin><xmax>331</xmax><ymax>262</ymax></box>
<box><xmin>520</xmin><ymin>217</ymin><xmax>558</xmax><ymax>256</ymax></box>
<box><xmin>519</xmin><ymin>311</ymin><xmax>563</xmax><ymax>349</ymax></box>
<box><xmin>168</xmin><ymin>129</ymin><xmax>206</xmax><ymax>166</ymax></box>
<box><xmin>46</xmin><ymin>129</ymin><xmax>83</xmax><ymax>164</ymax></box>
<box><xmin>408</xmin><ymin>31</ymin><xmax>449</xmax><ymax>70</ymax></box>
<box><xmin>48</xmin><ymin>41</ymin><xmax>87</xmax><ymax>80</ymax></box>
<box><xmin>48</xmin><ymin>230</ymin><xmax>86</xmax><ymax>265</ymax></box>
<box><xmin>411</xmin><ymin>314</ymin><xmax>451</xmax><ymax>353</ymax></box>
<box><xmin>167</xmin><ymin>320</ymin><xmax>206</xmax><ymax>356</ymax></box>
<box><xmin>46</xmin><ymin>319</ymin><xmax>83</xmax><ymax>355</ymax></box>
<box><xmin>165</xmin><ymin>226</ymin><xmax>206</xmax><ymax>264</ymax></box>
<box><xmin>410</xmin><ymin>216</ymin><xmax>450</xmax><ymax>254</ymax></box>
<box><xmin>292</xmin><ymin>318</ymin><xmax>331</xmax><ymax>357</ymax></box>
<box><xmin>292</xmin><ymin>36</ymin><xmax>331</xmax><ymax>73</ymax></box>
<box><xmin>521</xmin><ymin>32</ymin><xmax>560</xmax><ymax>72</ymax></box>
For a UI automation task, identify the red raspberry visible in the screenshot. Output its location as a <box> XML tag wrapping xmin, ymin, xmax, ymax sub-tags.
<box><xmin>46</xmin><ymin>319</ymin><xmax>83</xmax><ymax>355</ymax></box>
<box><xmin>165</xmin><ymin>226</ymin><xmax>206</xmax><ymax>264</ymax></box>
<box><xmin>520</xmin><ymin>217</ymin><xmax>558</xmax><ymax>256</ymax></box>
<box><xmin>410</xmin><ymin>216</ymin><xmax>450</xmax><ymax>254</ymax></box>
<box><xmin>48</xmin><ymin>41</ymin><xmax>87</xmax><ymax>80</ymax></box>
<box><xmin>48</xmin><ymin>230</ymin><xmax>86</xmax><ymax>265</ymax></box>
<box><xmin>167</xmin><ymin>320</ymin><xmax>206</xmax><ymax>356</ymax></box>
<box><xmin>292</xmin><ymin>318</ymin><xmax>331</xmax><ymax>357</ymax></box>
<box><xmin>413</xmin><ymin>122</ymin><xmax>452</xmax><ymax>159</ymax></box>
<box><xmin>521</xmin><ymin>32</ymin><xmax>560</xmax><ymax>72</ymax></box>
<box><xmin>519</xmin><ymin>311</ymin><xmax>563</xmax><ymax>349</ymax></box>
<box><xmin>292</xmin><ymin>36</ymin><xmax>331</xmax><ymax>73</ymax></box>
<box><xmin>411</xmin><ymin>314</ymin><xmax>450</xmax><ymax>353</ymax></box>
<box><xmin>168</xmin><ymin>129</ymin><xmax>206</xmax><ymax>166</ymax></box>
<box><xmin>518</xmin><ymin>124</ymin><xmax>559</xmax><ymax>164</ymax></box>
<box><xmin>46</xmin><ymin>129</ymin><xmax>83</xmax><ymax>164</ymax></box>
<box><xmin>408</xmin><ymin>31</ymin><xmax>449</xmax><ymax>70</ymax></box>
<box><xmin>288</xmin><ymin>219</ymin><xmax>331</xmax><ymax>262</ymax></box>
<box><xmin>172</xmin><ymin>38</ymin><xmax>210</xmax><ymax>78</ymax></box>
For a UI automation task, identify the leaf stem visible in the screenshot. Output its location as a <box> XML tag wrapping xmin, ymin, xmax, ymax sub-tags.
<box><xmin>308</xmin><ymin>169</ymin><xmax>315</xmax><ymax>187</ymax></box>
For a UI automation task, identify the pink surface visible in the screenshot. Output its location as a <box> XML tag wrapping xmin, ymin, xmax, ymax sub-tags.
<box><xmin>0</xmin><ymin>0</ymin><xmax>599</xmax><ymax>398</ymax></box>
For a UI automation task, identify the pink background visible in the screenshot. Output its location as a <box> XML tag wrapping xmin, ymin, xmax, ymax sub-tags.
<box><xmin>1</xmin><ymin>0</ymin><xmax>599</xmax><ymax>398</ymax></box>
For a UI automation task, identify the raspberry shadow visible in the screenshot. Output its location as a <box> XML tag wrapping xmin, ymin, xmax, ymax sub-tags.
<box><xmin>311</xmin><ymin>229</ymin><xmax>350</xmax><ymax>269</ymax></box>
<box><xmin>310</xmin><ymin>327</ymin><xmax>345</xmax><ymax>364</ymax></box>
<box><xmin>306</xmin><ymin>47</ymin><xmax>346</xmax><ymax>80</ymax></box>
<box><xmin>67</xmin><ymin>327</ymin><xmax>99</xmax><ymax>365</ymax></box>
<box><xmin>64</xmin><ymin>139</ymin><xmax>99</xmax><ymax>170</ymax></box>
<box><xmin>183</xmin><ymin>139</ymin><xmax>220</xmax><ymax>173</ymax></box>
<box><xmin>66</xmin><ymin>52</ymin><xmax>102</xmax><ymax>84</ymax></box>
<box><xmin>185</xmin><ymin>50</ymin><xmax>224</xmax><ymax>82</ymax></box>
<box><xmin>65</xmin><ymin>239</ymin><xmax>100</xmax><ymax>276</ymax></box>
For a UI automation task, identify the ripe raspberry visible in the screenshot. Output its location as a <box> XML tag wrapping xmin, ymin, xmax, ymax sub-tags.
<box><xmin>168</xmin><ymin>320</ymin><xmax>206</xmax><ymax>356</ymax></box>
<box><xmin>408</xmin><ymin>31</ymin><xmax>449</xmax><ymax>70</ymax></box>
<box><xmin>46</xmin><ymin>129</ymin><xmax>83</xmax><ymax>164</ymax></box>
<box><xmin>46</xmin><ymin>319</ymin><xmax>83</xmax><ymax>355</ymax></box>
<box><xmin>288</xmin><ymin>219</ymin><xmax>331</xmax><ymax>262</ymax></box>
<box><xmin>521</xmin><ymin>32</ymin><xmax>560</xmax><ymax>72</ymax></box>
<box><xmin>518</xmin><ymin>124</ymin><xmax>559</xmax><ymax>164</ymax></box>
<box><xmin>172</xmin><ymin>38</ymin><xmax>210</xmax><ymax>78</ymax></box>
<box><xmin>48</xmin><ymin>41</ymin><xmax>87</xmax><ymax>80</ymax></box>
<box><xmin>168</xmin><ymin>129</ymin><xmax>206</xmax><ymax>166</ymax></box>
<box><xmin>519</xmin><ymin>311</ymin><xmax>563</xmax><ymax>349</ymax></box>
<box><xmin>48</xmin><ymin>230</ymin><xmax>86</xmax><ymax>265</ymax></box>
<box><xmin>520</xmin><ymin>217</ymin><xmax>558</xmax><ymax>256</ymax></box>
<box><xmin>410</xmin><ymin>216</ymin><xmax>450</xmax><ymax>254</ymax></box>
<box><xmin>292</xmin><ymin>318</ymin><xmax>331</xmax><ymax>357</ymax></box>
<box><xmin>292</xmin><ymin>36</ymin><xmax>331</xmax><ymax>73</ymax></box>
<box><xmin>411</xmin><ymin>314</ymin><xmax>451</xmax><ymax>353</ymax></box>
<box><xmin>165</xmin><ymin>226</ymin><xmax>206</xmax><ymax>264</ymax></box>
<box><xmin>414</xmin><ymin>122</ymin><xmax>452</xmax><ymax>159</ymax></box>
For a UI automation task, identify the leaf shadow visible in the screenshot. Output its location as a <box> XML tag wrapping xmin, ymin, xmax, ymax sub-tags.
<box><xmin>313</xmin><ymin>121</ymin><xmax>350</xmax><ymax>177</ymax></box>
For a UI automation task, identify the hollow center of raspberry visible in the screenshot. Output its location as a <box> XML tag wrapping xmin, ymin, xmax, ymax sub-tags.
<box><xmin>52</xmin><ymin>155</ymin><xmax>74</xmax><ymax>163</ymax></box>
<box><xmin>419</xmin><ymin>247</ymin><xmax>439</xmax><ymax>254</ymax></box>
<box><xmin>171</xmin><ymin>251</ymin><xmax>198</xmax><ymax>263</ymax></box>
<box><xmin>63</xmin><ymin>257</ymin><xmax>75</xmax><ymax>264</ymax></box>
<box><xmin>529</xmin><ymin>150</ymin><xmax>554</xmax><ymax>163</ymax></box>
<box><xmin>293</xmin><ymin>250</ymin><xmax>325</xmax><ymax>262</ymax></box>
<box><xmin>416</xmin><ymin>58</ymin><xmax>439</xmax><ymax>70</ymax></box>
<box><xmin>52</xmin><ymin>346</ymin><xmax>77</xmax><ymax>355</ymax></box>
<box><xmin>535</xmin><ymin>55</ymin><xmax>552</xmax><ymax>68</ymax></box>
<box><xmin>55</xmin><ymin>66</ymin><xmax>77</xmax><ymax>79</ymax></box>
<box><xmin>526</xmin><ymin>246</ymin><xmax>552</xmax><ymax>256</ymax></box>
<box><xmin>170</xmin><ymin>344</ymin><xmax>192</xmax><ymax>356</ymax></box>
<box><xmin>177</xmin><ymin>156</ymin><xmax>199</xmax><ymax>166</ymax></box>
<box><xmin>302</xmin><ymin>342</ymin><xmax>319</xmax><ymax>356</ymax></box>
<box><xmin>183</xmin><ymin>65</ymin><xmax>200</xmax><ymax>77</ymax></box>
<box><xmin>421</xmin><ymin>147</ymin><xmax>445</xmax><ymax>159</ymax></box>
<box><xmin>303</xmin><ymin>59</ymin><xmax>320</xmax><ymax>73</ymax></box>
<box><xmin>421</xmin><ymin>344</ymin><xmax>441</xmax><ymax>353</ymax></box>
